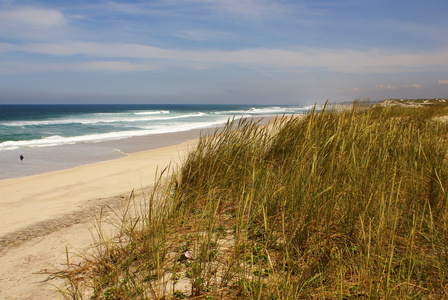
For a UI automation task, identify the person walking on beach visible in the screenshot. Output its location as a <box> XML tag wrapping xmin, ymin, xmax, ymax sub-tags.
<box><xmin>20</xmin><ymin>154</ymin><xmax>24</xmax><ymax>162</ymax></box>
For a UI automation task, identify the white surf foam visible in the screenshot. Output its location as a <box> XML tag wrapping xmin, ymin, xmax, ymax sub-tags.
<box><xmin>0</xmin><ymin>118</ymin><xmax>229</xmax><ymax>151</ymax></box>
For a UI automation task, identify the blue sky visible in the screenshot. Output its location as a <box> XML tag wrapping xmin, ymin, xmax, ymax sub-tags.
<box><xmin>0</xmin><ymin>0</ymin><xmax>447</xmax><ymax>104</ymax></box>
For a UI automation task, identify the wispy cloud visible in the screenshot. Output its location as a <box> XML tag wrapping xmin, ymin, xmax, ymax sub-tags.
<box><xmin>160</xmin><ymin>0</ymin><xmax>293</xmax><ymax>20</ymax></box>
<box><xmin>438</xmin><ymin>80</ymin><xmax>448</xmax><ymax>85</ymax></box>
<box><xmin>403</xmin><ymin>83</ymin><xmax>422</xmax><ymax>89</ymax></box>
<box><xmin>0</xmin><ymin>6</ymin><xmax>67</xmax><ymax>40</ymax></box>
<box><xmin>0</xmin><ymin>42</ymin><xmax>17</xmax><ymax>53</ymax></box>
<box><xmin>374</xmin><ymin>84</ymin><xmax>397</xmax><ymax>91</ymax></box>
<box><xmin>350</xmin><ymin>87</ymin><xmax>365</xmax><ymax>92</ymax></box>
<box><xmin>3</xmin><ymin>41</ymin><xmax>448</xmax><ymax>74</ymax></box>
<box><xmin>75</xmin><ymin>61</ymin><xmax>153</xmax><ymax>72</ymax></box>
<box><xmin>102</xmin><ymin>0</ymin><xmax>293</xmax><ymax>22</ymax></box>
<box><xmin>0</xmin><ymin>60</ymin><xmax>154</xmax><ymax>74</ymax></box>
<box><xmin>172</xmin><ymin>29</ymin><xmax>235</xmax><ymax>41</ymax></box>
<box><xmin>376</xmin><ymin>18</ymin><xmax>448</xmax><ymax>45</ymax></box>
<box><xmin>106</xmin><ymin>1</ymin><xmax>153</xmax><ymax>15</ymax></box>
<box><xmin>210</xmin><ymin>0</ymin><xmax>292</xmax><ymax>19</ymax></box>
<box><xmin>0</xmin><ymin>7</ymin><xmax>66</xmax><ymax>28</ymax></box>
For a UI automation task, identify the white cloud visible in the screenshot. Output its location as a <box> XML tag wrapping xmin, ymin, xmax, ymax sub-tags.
<box><xmin>374</xmin><ymin>84</ymin><xmax>397</xmax><ymax>91</ymax></box>
<box><xmin>0</xmin><ymin>7</ymin><xmax>67</xmax><ymax>40</ymax></box>
<box><xmin>74</xmin><ymin>61</ymin><xmax>152</xmax><ymax>72</ymax></box>
<box><xmin>350</xmin><ymin>87</ymin><xmax>365</xmax><ymax>92</ymax></box>
<box><xmin>0</xmin><ymin>42</ymin><xmax>17</xmax><ymax>53</ymax></box>
<box><xmin>438</xmin><ymin>80</ymin><xmax>448</xmax><ymax>85</ymax></box>
<box><xmin>0</xmin><ymin>60</ymin><xmax>154</xmax><ymax>74</ymax></box>
<box><xmin>403</xmin><ymin>83</ymin><xmax>422</xmax><ymax>89</ymax></box>
<box><xmin>0</xmin><ymin>7</ymin><xmax>66</xmax><ymax>28</ymax></box>
<box><xmin>106</xmin><ymin>2</ymin><xmax>150</xmax><ymax>15</ymax></box>
<box><xmin>3</xmin><ymin>41</ymin><xmax>448</xmax><ymax>74</ymax></box>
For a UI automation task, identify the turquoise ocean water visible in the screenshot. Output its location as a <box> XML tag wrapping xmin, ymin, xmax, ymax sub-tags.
<box><xmin>0</xmin><ymin>104</ymin><xmax>314</xmax><ymax>180</ymax></box>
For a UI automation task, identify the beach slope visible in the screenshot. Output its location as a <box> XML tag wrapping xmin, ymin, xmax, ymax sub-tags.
<box><xmin>0</xmin><ymin>139</ymin><xmax>196</xmax><ymax>299</ymax></box>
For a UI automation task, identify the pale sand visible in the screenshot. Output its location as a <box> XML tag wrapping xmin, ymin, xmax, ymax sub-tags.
<box><xmin>0</xmin><ymin>139</ymin><xmax>197</xmax><ymax>299</ymax></box>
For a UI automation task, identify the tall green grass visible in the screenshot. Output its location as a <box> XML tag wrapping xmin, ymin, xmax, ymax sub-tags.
<box><xmin>60</xmin><ymin>101</ymin><xmax>448</xmax><ymax>299</ymax></box>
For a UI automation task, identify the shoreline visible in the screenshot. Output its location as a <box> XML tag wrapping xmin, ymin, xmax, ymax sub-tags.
<box><xmin>0</xmin><ymin>137</ymin><xmax>199</xmax><ymax>239</ymax></box>
<box><xmin>0</xmin><ymin>116</ymin><xmax>272</xmax><ymax>182</ymax></box>
<box><xmin>0</xmin><ymin>127</ymin><xmax>211</xmax><ymax>182</ymax></box>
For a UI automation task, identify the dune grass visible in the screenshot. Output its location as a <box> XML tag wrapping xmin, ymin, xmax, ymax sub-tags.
<box><xmin>59</xmin><ymin>100</ymin><xmax>448</xmax><ymax>299</ymax></box>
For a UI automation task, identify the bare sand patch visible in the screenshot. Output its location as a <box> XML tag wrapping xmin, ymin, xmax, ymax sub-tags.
<box><xmin>0</xmin><ymin>139</ymin><xmax>197</xmax><ymax>299</ymax></box>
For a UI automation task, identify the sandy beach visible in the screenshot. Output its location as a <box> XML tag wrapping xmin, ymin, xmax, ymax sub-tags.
<box><xmin>0</xmin><ymin>137</ymin><xmax>198</xmax><ymax>299</ymax></box>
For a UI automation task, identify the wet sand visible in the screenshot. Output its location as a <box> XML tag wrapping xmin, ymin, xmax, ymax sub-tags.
<box><xmin>0</xmin><ymin>127</ymin><xmax>209</xmax><ymax>181</ymax></box>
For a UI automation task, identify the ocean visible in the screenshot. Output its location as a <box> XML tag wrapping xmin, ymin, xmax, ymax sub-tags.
<box><xmin>0</xmin><ymin>104</ymin><xmax>314</xmax><ymax>180</ymax></box>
